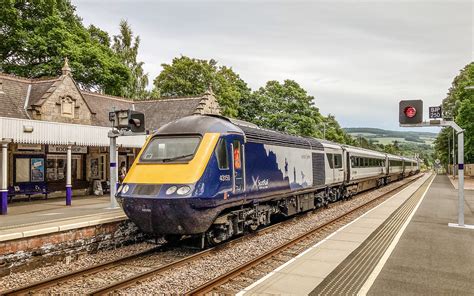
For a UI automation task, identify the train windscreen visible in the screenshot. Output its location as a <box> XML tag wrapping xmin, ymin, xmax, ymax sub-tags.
<box><xmin>139</xmin><ymin>136</ymin><xmax>201</xmax><ymax>163</ymax></box>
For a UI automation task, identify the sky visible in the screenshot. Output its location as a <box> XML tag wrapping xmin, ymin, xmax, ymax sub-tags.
<box><xmin>73</xmin><ymin>0</ymin><xmax>473</xmax><ymax>132</ymax></box>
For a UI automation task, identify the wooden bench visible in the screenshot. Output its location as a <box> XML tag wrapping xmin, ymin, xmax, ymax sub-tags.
<box><xmin>8</xmin><ymin>183</ymin><xmax>49</xmax><ymax>202</ymax></box>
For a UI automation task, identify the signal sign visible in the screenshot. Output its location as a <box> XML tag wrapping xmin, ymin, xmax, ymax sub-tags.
<box><xmin>429</xmin><ymin>106</ymin><xmax>442</xmax><ymax>119</ymax></box>
<box><xmin>399</xmin><ymin>100</ymin><xmax>423</xmax><ymax>124</ymax></box>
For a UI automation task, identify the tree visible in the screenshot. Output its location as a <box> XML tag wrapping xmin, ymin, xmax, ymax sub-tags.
<box><xmin>0</xmin><ymin>0</ymin><xmax>131</xmax><ymax>96</ymax></box>
<box><xmin>435</xmin><ymin>62</ymin><xmax>474</xmax><ymax>165</ymax></box>
<box><xmin>152</xmin><ymin>56</ymin><xmax>250</xmax><ymax>117</ymax></box>
<box><xmin>243</xmin><ymin>80</ymin><xmax>324</xmax><ymax>137</ymax></box>
<box><xmin>112</xmin><ymin>20</ymin><xmax>149</xmax><ymax>99</ymax></box>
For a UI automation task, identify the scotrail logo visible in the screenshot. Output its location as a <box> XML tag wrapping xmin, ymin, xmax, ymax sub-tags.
<box><xmin>252</xmin><ymin>176</ymin><xmax>269</xmax><ymax>190</ymax></box>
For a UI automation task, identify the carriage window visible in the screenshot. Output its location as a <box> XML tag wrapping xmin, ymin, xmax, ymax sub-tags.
<box><xmin>215</xmin><ymin>138</ymin><xmax>229</xmax><ymax>170</ymax></box>
<box><xmin>334</xmin><ymin>154</ymin><xmax>342</xmax><ymax>168</ymax></box>
<box><xmin>140</xmin><ymin>136</ymin><xmax>201</xmax><ymax>163</ymax></box>
<box><xmin>326</xmin><ymin>153</ymin><xmax>334</xmax><ymax>169</ymax></box>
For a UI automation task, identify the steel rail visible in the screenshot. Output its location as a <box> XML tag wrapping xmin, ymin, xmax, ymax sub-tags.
<box><xmin>1</xmin><ymin>246</ymin><xmax>163</xmax><ymax>296</ymax></box>
<box><xmin>187</xmin><ymin>174</ymin><xmax>425</xmax><ymax>295</ymax></box>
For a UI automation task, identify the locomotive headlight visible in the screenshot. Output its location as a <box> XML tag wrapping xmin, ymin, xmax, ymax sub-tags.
<box><xmin>176</xmin><ymin>185</ymin><xmax>191</xmax><ymax>195</ymax></box>
<box><xmin>122</xmin><ymin>184</ymin><xmax>130</xmax><ymax>194</ymax></box>
<box><xmin>117</xmin><ymin>184</ymin><xmax>123</xmax><ymax>193</ymax></box>
<box><xmin>166</xmin><ymin>186</ymin><xmax>178</xmax><ymax>195</ymax></box>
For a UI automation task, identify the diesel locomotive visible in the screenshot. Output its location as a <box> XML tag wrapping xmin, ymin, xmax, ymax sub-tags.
<box><xmin>116</xmin><ymin>115</ymin><xmax>419</xmax><ymax>245</ymax></box>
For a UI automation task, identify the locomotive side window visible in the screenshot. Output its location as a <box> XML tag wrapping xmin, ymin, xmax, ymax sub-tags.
<box><xmin>140</xmin><ymin>136</ymin><xmax>201</xmax><ymax>163</ymax></box>
<box><xmin>233</xmin><ymin>140</ymin><xmax>242</xmax><ymax>170</ymax></box>
<box><xmin>326</xmin><ymin>153</ymin><xmax>334</xmax><ymax>168</ymax></box>
<box><xmin>334</xmin><ymin>154</ymin><xmax>342</xmax><ymax>168</ymax></box>
<box><xmin>215</xmin><ymin>138</ymin><xmax>229</xmax><ymax>170</ymax></box>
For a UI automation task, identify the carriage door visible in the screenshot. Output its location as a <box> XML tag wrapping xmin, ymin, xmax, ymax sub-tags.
<box><xmin>231</xmin><ymin>137</ymin><xmax>245</xmax><ymax>194</ymax></box>
<box><xmin>333</xmin><ymin>153</ymin><xmax>344</xmax><ymax>183</ymax></box>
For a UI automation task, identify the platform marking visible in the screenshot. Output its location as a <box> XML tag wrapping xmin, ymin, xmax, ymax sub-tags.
<box><xmin>40</xmin><ymin>212</ymin><xmax>62</xmax><ymax>216</ymax></box>
<box><xmin>357</xmin><ymin>174</ymin><xmax>435</xmax><ymax>296</ymax></box>
<box><xmin>237</xmin><ymin>174</ymin><xmax>429</xmax><ymax>296</ymax></box>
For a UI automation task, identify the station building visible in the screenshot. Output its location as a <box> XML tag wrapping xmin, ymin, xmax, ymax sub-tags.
<box><xmin>0</xmin><ymin>60</ymin><xmax>220</xmax><ymax>211</ymax></box>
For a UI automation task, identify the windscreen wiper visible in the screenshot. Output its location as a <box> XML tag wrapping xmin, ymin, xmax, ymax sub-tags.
<box><xmin>161</xmin><ymin>153</ymin><xmax>194</xmax><ymax>162</ymax></box>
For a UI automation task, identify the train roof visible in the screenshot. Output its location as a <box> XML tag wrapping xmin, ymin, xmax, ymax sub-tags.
<box><xmin>156</xmin><ymin>115</ymin><xmax>244</xmax><ymax>135</ymax></box>
<box><xmin>155</xmin><ymin>115</ymin><xmax>416</xmax><ymax>161</ymax></box>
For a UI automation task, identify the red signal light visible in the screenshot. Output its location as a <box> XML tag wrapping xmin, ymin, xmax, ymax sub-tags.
<box><xmin>404</xmin><ymin>106</ymin><xmax>417</xmax><ymax>118</ymax></box>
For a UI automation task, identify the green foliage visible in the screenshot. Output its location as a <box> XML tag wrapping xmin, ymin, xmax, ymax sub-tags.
<box><xmin>112</xmin><ymin>20</ymin><xmax>149</xmax><ymax>100</ymax></box>
<box><xmin>152</xmin><ymin>56</ymin><xmax>251</xmax><ymax>117</ymax></box>
<box><xmin>241</xmin><ymin>80</ymin><xmax>323</xmax><ymax>137</ymax></box>
<box><xmin>435</xmin><ymin>62</ymin><xmax>474</xmax><ymax>165</ymax></box>
<box><xmin>0</xmin><ymin>0</ymin><xmax>131</xmax><ymax>96</ymax></box>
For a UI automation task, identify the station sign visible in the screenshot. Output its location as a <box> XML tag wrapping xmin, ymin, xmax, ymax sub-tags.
<box><xmin>48</xmin><ymin>145</ymin><xmax>87</xmax><ymax>154</ymax></box>
<box><xmin>429</xmin><ymin>106</ymin><xmax>442</xmax><ymax>119</ymax></box>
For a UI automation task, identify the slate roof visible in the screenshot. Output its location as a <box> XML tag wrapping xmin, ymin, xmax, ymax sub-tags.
<box><xmin>0</xmin><ymin>74</ymin><xmax>31</xmax><ymax>119</ymax></box>
<box><xmin>0</xmin><ymin>71</ymin><xmax>216</xmax><ymax>130</ymax></box>
<box><xmin>81</xmin><ymin>92</ymin><xmax>133</xmax><ymax>126</ymax></box>
<box><xmin>135</xmin><ymin>97</ymin><xmax>202</xmax><ymax>130</ymax></box>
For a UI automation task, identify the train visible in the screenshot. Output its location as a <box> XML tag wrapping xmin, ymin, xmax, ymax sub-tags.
<box><xmin>116</xmin><ymin>115</ymin><xmax>419</xmax><ymax>245</ymax></box>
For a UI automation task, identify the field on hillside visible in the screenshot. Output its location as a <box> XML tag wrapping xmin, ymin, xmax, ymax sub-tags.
<box><xmin>345</xmin><ymin>127</ymin><xmax>438</xmax><ymax>146</ymax></box>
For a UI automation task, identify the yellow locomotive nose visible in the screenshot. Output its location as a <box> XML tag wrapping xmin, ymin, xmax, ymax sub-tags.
<box><xmin>124</xmin><ymin>133</ymin><xmax>220</xmax><ymax>185</ymax></box>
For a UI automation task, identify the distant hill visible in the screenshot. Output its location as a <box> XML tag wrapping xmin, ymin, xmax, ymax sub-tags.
<box><xmin>344</xmin><ymin>127</ymin><xmax>438</xmax><ymax>145</ymax></box>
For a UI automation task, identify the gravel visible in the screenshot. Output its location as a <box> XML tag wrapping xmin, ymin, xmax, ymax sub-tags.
<box><xmin>0</xmin><ymin>242</ymin><xmax>156</xmax><ymax>293</ymax></box>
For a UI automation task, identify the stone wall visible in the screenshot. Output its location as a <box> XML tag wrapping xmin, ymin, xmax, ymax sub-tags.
<box><xmin>0</xmin><ymin>220</ymin><xmax>149</xmax><ymax>276</ymax></box>
<box><xmin>36</xmin><ymin>76</ymin><xmax>93</xmax><ymax>125</ymax></box>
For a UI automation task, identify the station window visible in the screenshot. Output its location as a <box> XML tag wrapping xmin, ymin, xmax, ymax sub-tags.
<box><xmin>215</xmin><ymin>138</ymin><xmax>229</xmax><ymax>170</ymax></box>
<box><xmin>334</xmin><ymin>154</ymin><xmax>342</xmax><ymax>168</ymax></box>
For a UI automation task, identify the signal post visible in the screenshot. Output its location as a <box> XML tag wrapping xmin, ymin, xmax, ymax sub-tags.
<box><xmin>108</xmin><ymin>109</ymin><xmax>146</xmax><ymax>208</ymax></box>
<box><xmin>399</xmin><ymin>100</ymin><xmax>473</xmax><ymax>230</ymax></box>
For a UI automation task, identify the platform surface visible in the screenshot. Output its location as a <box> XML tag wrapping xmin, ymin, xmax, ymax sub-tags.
<box><xmin>0</xmin><ymin>195</ymin><xmax>125</xmax><ymax>242</ymax></box>
<box><xmin>367</xmin><ymin>174</ymin><xmax>474</xmax><ymax>295</ymax></box>
<box><xmin>239</xmin><ymin>173</ymin><xmax>474</xmax><ymax>295</ymax></box>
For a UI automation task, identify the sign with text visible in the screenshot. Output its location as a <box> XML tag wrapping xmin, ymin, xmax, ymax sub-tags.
<box><xmin>429</xmin><ymin>106</ymin><xmax>442</xmax><ymax>119</ymax></box>
<box><xmin>48</xmin><ymin>145</ymin><xmax>87</xmax><ymax>154</ymax></box>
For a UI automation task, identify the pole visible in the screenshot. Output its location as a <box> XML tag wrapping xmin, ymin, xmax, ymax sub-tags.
<box><xmin>66</xmin><ymin>144</ymin><xmax>72</xmax><ymax>206</ymax></box>
<box><xmin>109</xmin><ymin>134</ymin><xmax>118</xmax><ymax>208</ymax></box>
<box><xmin>457</xmin><ymin>131</ymin><xmax>464</xmax><ymax>226</ymax></box>
<box><xmin>447</xmin><ymin>133</ymin><xmax>450</xmax><ymax>174</ymax></box>
<box><xmin>1</xmin><ymin>142</ymin><xmax>8</xmax><ymax>215</ymax></box>
<box><xmin>452</xmin><ymin>129</ymin><xmax>456</xmax><ymax>177</ymax></box>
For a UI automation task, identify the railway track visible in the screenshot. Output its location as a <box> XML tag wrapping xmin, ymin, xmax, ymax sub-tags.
<box><xmin>188</xmin><ymin>174</ymin><xmax>427</xmax><ymax>295</ymax></box>
<box><xmin>1</xmin><ymin>174</ymin><xmax>423</xmax><ymax>296</ymax></box>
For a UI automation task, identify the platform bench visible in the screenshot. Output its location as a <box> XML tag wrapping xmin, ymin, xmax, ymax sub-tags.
<box><xmin>8</xmin><ymin>183</ymin><xmax>49</xmax><ymax>202</ymax></box>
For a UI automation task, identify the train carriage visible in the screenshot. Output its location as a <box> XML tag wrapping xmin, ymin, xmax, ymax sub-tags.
<box><xmin>116</xmin><ymin>115</ymin><xmax>419</xmax><ymax>245</ymax></box>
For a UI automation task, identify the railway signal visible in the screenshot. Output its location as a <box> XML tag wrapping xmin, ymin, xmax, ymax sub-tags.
<box><xmin>108</xmin><ymin>109</ymin><xmax>146</xmax><ymax>209</ymax></box>
<box><xmin>398</xmin><ymin>98</ymin><xmax>472</xmax><ymax>230</ymax></box>
<box><xmin>109</xmin><ymin>109</ymin><xmax>145</xmax><ymax>133</ymax></box>
<box><xmin>399</xmin><ymin>100</ymin><xmax>423</xmax><ymax>124</ymax></box>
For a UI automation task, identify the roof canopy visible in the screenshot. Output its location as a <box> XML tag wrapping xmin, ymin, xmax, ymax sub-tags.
<box><xmin>0</xmin><ymin>116</ymin><xmax>146</xmax><ymax>148</ymax></box>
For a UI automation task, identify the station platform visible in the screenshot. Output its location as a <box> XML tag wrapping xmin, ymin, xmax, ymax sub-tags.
<box><xmin>0</xmin><ymin>195</ymin><xmax>125</xmax><ymax>242</ymax></box>
<box><xmin>239</xmin><ymin>173</ymin><xmax>474</xmax><ymax>295</ymax></box>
